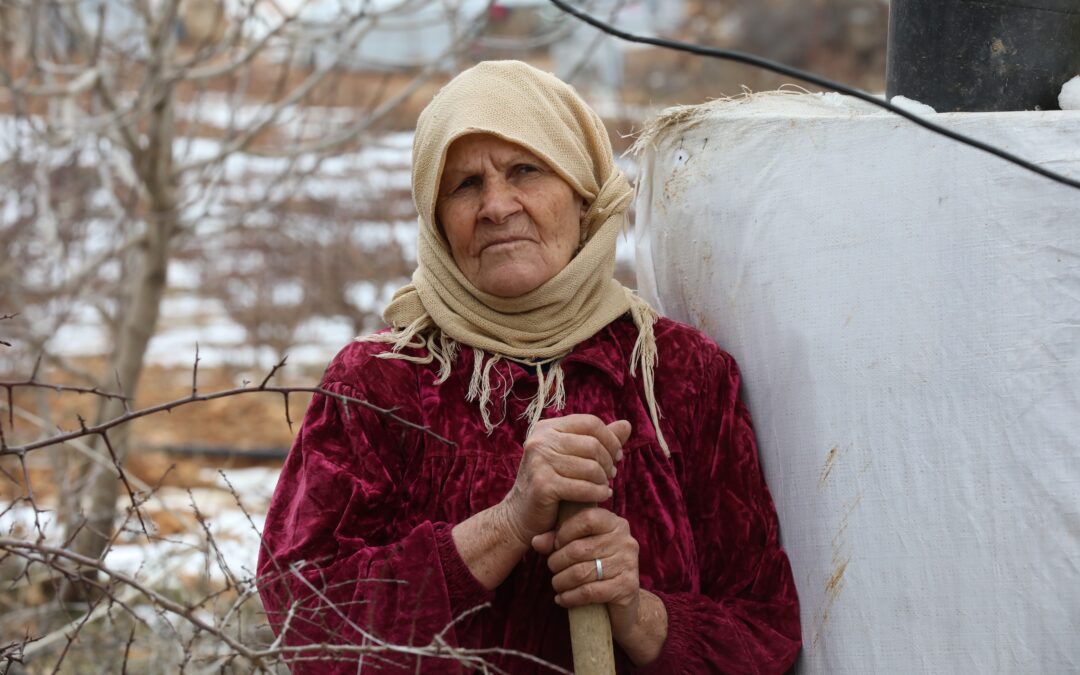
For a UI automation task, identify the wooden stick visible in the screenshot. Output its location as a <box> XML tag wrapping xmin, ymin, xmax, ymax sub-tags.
<box><xmin>558</xmin><ymin>501</ymin><xmax>616</xmax><ymax>675</ymax></box>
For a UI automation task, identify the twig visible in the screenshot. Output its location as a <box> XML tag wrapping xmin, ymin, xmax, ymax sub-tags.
<box><xmin>191</xmin><ymin>343</ymin><xmax>200</xmax><ymax>397</ymax></box>
<box><xmin>19</xmin><ymin>567</ymin><xmax>169</xmax><ymax>658</ymax></box>
<box><xmin>0</xmin><ymin>538</ymin><xmax>568</xmax><ymax>672</ymax></box>
<box><xmin>98</xmin><ymin>431</ymin><xmax>149</xmax><ymax>535</ymax></box>
<box><xmin>2</xmin><ymin>378</ymin><xmax>453</xmax><ymax>457</ymax></box>
<box><xmin>1</xmin><ymin>539</ymin><xmax>263</xmax><ymax>663</ymax></box>
<box><xmin>0</xmin><ymin>380</ymin><xmax>131</xmax><ymax>403</ymax></box>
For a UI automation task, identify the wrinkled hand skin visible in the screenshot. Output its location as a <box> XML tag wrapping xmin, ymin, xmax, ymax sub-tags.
<box><xmin>514</xmin><ymin>417</ymin><xmax>668</xmax><ymax>666</ymax></box>
<box><xmin>532</xmin><ymin>506</ymin><xmax>647</xmax><ymax>639</ymax></box>
<box><xmin>529</xmin><ymin>501</ymin><xmax>665</xmax><ymax>665</ymax></box>
<box><xmin>500</xmin><ymin>415</ymin><xmax>630</xmax><ymax>546</ymax></box>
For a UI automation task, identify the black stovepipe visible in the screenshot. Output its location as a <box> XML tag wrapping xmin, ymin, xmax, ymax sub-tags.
<box><xmin>887</xmin><ymin>0</ymin><xmax>1080</xmax><ymax>112</ymax></box>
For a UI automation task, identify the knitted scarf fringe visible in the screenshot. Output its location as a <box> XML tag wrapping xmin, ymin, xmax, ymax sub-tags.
<box><xmin>358</xmin><ymin>299</ymin><xmax>669</xmax><ymax>456</ymax></box>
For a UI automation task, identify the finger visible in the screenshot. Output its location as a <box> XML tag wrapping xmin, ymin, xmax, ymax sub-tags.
<box><xmin>549</xmin><ymin>528</ymin><xmax>637</xmax><ymax>575</ymax></box>
<box><xmin>531</xmin><ymin>531</ymin><xmax>556</xmax><ymax>554</ymax></box>
<box><xmin>547</xmin><ymin>530</ymin><xmax>622</xmax><ymax>574</ymax></box>
<box><xmin>542</xmin><ymin>413</ymin><xmax>609</xmax><ymax>436</ymax></box>
<box><xmin>548</xmin><ymin>415</ymin><xmax>625</xmax><ymax>462</ymax></box>
<box><xmin>552</xmin><ymin>507</ymin><xmax>619</xmax><ymax>550</ymax></box>
<box><xmin>548</xmin><ymin>452</ymin><xmax>611</xmax><ymax>486</ymax></box>
<box><xmin>546</xmin><ymin>431</ymin><xmax>616</xmax><ymax>479</ymax></box>
<box><xmin>551</xmin><ymin>556</ymin><xmax>622</xmax><ymax>594</ymax></box>
<box><xmin>554</xmin><ymin>578</ymin><xmax>633</xmax><ymax>608</ymax></box>
<box><xmin>607</xmin><ymin>420</ymin><xmax>632</xmax><ymax>451</ymax></box>
<box><xmin>549</xmin><ymin>476</ymin><xmax>613</xmax><ymax>505</ymax></box>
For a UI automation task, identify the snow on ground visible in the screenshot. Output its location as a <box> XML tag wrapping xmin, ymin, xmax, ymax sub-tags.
<box><xmin>1060</xmin><ymin>76</ymin><xmax>1080</xmax><ymax>111</ymax></box>
<box><xmin>5</xmin><ymin>111</ymin><xmax>639</xmax><ymax>371</ymax></box>
<box><xmin>2</xmin><ymin>466</ymin><xmax>280</xmax><ymax>586</ymax></box>
<box><xmin>889</xmin><ymin>95</ymin><xmax>937</xmax><ymax>116</ymax></box>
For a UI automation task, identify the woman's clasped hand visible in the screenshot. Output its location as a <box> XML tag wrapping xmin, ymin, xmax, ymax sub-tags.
<box><xmin>502</xmin><ymin>415</ymin><xmax>628</xmax><ymax>542</ymax></box>
<box><xmin>507</xmin><ymin>417</ymin><xmax>656</xmax><ymax>642</ymax></box>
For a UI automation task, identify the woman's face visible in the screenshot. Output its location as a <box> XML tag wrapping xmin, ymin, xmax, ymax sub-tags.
<box><xmin>435</xmin><ymin>134</ymin><xmax>586</xmax><ymax>298</ymax></box>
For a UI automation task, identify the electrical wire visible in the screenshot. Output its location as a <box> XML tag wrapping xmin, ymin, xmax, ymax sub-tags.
<box><xmin>548</xmin><ymin>0</ymin><xmax>1080</xmax><ymax>191</ymax></box>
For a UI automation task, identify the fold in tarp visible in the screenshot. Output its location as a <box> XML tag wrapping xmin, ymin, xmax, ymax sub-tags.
<box><xmin>634</xmin><ymin>93</ymin><xmax>1080</xmax><ymax>673</ymax></box>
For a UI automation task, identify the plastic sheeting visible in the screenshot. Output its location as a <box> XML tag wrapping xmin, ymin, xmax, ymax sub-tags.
<box><xmin>633</xmin><ymin>93</ymin><xmax>1080</xmax><ymax>673</ymax></box>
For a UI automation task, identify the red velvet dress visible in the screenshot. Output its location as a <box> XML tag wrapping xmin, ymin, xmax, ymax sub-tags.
<box><xmin>257</xmin><ymin>315</ymin><xmax>801</xmax><ymax>673</ymax></box>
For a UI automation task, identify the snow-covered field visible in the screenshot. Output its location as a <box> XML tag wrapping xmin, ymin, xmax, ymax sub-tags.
<box><xmin>3</xmin><ymin>114</ymin><xmax>638</xmax><ymax>372</ymax></box>
<box><xmin>2</xmin><ymin>466</ymin><xmax>278</xmax><ymax>586</ymax></box>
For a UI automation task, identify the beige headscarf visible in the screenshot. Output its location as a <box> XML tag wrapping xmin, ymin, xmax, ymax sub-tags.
<box><xmin>362</xmin><ymin>60</ymin><xmax>668</xmax><ymax>455</ymax></box>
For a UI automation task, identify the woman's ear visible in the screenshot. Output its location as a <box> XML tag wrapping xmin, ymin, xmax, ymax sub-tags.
<box><xmin>576</xmin><ymin>199</ymin><xmax>591</xmax><ymax>251</ymax></box>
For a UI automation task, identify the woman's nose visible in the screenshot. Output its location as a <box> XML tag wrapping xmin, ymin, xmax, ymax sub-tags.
<box><xmin>476</xmin><ymin>179</ymin><xmax>521</xmax><ymax>225</ymax></box>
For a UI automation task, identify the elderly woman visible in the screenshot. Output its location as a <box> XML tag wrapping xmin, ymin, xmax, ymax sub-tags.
<box><xmin>258</xmin><ymin>61</ymin><xmax>800</xmax><ymax>673</ymax></box>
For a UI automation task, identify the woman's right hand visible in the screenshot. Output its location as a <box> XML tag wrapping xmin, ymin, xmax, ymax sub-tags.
<box><xmin>500</xmin><ymin>415</ymin><xmax>631</xmax><ymax>546</ymax></box>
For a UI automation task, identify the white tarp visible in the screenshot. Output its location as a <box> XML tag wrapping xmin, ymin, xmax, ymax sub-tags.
<box><xmin>633</xmin><ymin>93</ymin><xmax>1080</xmax><ymax>673</ymax></box>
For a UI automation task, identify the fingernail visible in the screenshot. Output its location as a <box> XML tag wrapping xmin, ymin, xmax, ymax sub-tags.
<box><xmin>616</xmin><ymin>450</ymin><xmax>624</xmax><ymax>462</ymax></box>
<box><xmin>611</xmin><ymin>467</ymin><xmax>617</xmax><ymax>478</ymax></box>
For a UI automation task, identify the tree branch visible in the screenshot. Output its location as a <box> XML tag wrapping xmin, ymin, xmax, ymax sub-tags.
<box><xmin>1</xmin><ymin>360</ymin><xmax>454</xmax><ymax>457</ymax></box>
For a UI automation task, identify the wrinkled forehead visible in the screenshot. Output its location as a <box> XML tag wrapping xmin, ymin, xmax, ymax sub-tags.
<box><xmin>435</xmin><ymin>132</ymin><xmax>576</xmax><ymax>192</ymax></box>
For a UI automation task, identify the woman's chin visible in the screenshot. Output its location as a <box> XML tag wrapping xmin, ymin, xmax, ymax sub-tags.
<box><xmin>472</xmin><ymin>246</ymin><xmax>570</xmax><ymax>298</ymax></box>
<box><xmin>474</xmin><ymin>266</ymin><xmax>552</xmax><ymax>298</ymax></box>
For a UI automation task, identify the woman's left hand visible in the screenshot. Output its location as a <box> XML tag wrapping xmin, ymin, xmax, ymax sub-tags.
<box><xmin>531</xmin><ymin>506</ymin><xmax>642</xmax><ymax>640</ymax></box>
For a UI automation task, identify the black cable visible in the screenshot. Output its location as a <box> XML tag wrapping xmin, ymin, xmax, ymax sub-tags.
<box><xmin>549</xmin><ymin>0</ymin><xmax>1080</xmax><ymax>191</ymax></box>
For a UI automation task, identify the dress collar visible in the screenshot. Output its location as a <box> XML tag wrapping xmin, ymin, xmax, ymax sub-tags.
<box><xmin>557</xmin><ymin>319</ymin><xmax>629</xmax><ymax>387</ymax></box>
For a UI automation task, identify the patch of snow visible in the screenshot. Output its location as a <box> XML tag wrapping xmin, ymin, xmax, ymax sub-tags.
<box><xmin>393</xmin><ymin>222</ymin><xmax>418</xmax><ymax>261</ymax></box>
<box><xmin>889</xmin><ymin>95</ymin><xmax>937</xmax><ymax>116</ymax></box>
<box><xmin>294</xmin><ymin>315</ymin><xmax>357</xmax><ymax>346</ymax></box>
<box><xmin>1</xmin><ymin>194</ymin><xmax>23</xmax><ymax>225</ymax></box>
<box><xmin>48</xmin><ymin>322</ymin><xmax>111</xmax><ymax>357</ymax></box>
<box><xmin>168</xmin><ymin>260</ymin><xmax>203</xmax><ymax>290</ymax></box>
<box><xmin>2</xmin><ymin>463</ymin><xmax>279</xmax><ymax>586</ymax></box>
<box><xmin>0</xmin><ymin>505</ymin><xmax>58</xmax><ymax>539</ymax></box>
<box><xmin>348</xmin><ymin>220</ymin><xmax>417</xmax><ymax>250</ymax></box>
<box><xmin>145</xmin><ymin>321</ymin><xmax>249</xmax><ymax>367</ymax></box>
<box><xmin>1059</xmin><ymin>75</ymin><xmax>1080</xmax><ymax>111</ymax></box>
<box><xmin>817</xmin><ymin>92</ymin><xmax>852</xmax><ymax>109</ymax></box>
<box><xmin>104</xmin><ymin>533</ymin><xmax>261</xmax><ymax>583</ymax></box>
<box><xmin>286</xmin><ymin>343</ymin><xmax>344</xmax><ymax>367</ymax></box>
<box><xmin>345</xmin><ymin>280</ymin><xmax>379</xmax><ymax>312</ymax></box>
<box><xmin>200</xmin><ymin>467</ymin><xmax>280</xmax><ymax>509</ymax></box>
<box><xmin>160</xmin><ymin>293</ymin><xmax>218</xmax><ymax>320</ymax></box>
<box><xmin>272</xmin><ymin>280</ymin><xmax>305</xmax><ymax>306</ymax></box>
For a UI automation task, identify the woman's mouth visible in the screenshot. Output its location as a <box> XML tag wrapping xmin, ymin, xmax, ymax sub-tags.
<box><xmin>482</xmin><ymin>238</ymin><xmax>532</xmax><ymax>253</ymax></box>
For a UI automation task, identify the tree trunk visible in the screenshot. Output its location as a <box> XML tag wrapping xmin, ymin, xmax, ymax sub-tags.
<box><xmin>62</xmin><ymin>29</ymin><xmax>178</xmax><ymax>598</ymax></box>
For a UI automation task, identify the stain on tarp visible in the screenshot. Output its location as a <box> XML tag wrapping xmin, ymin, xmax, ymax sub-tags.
<box><xmin>819</xmin><ymin>445</ymin><xmax>841</xmax><ymax>489</ymax></box>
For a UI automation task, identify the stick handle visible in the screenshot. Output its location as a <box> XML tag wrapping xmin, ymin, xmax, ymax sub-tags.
<box><xmin>558</xmin><ymin>501</ymin><xmax>616</xmax><ymax>675</ymax></box>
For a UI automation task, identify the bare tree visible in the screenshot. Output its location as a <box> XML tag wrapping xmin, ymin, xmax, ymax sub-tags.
<box><xmin>0</xmin><ymin>0</ymin><xmax>490</xmax><ymax>587</ymax></box>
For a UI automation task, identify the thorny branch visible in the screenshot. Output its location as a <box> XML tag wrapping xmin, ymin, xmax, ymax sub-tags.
<box><xmin>0</xmin><ymin>345</ymin><xmax>549</xmax><ymax>672</ymax></box>
<box><xmin>0</xmin><ymin>355</ymin><xmax>454</xmax><ymax>457</ymax></box>
<box><xmin>0</xmin><ymin>535</ymin><xmax>570</xmax><ymax>673</ymax></box>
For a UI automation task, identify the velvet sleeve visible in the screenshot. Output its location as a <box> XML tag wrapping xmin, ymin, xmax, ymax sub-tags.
<box><xmin>256</xmin><ymin>374</ymin><xmax>493</xmax><ymax>674</ymax></box>
<box><xmin>637</xmin><ymin>345</ymin><xmax>802</xmax><ymax>674</ymax></box>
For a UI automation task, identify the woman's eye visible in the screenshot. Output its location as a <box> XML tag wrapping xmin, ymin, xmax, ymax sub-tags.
<box><xmin>455</xmin><ymin>176</ymin><xmax>479</xmax><ymax>191</ymax></box>
<box><xmin>514</xmin><ymin>164</ymin><xmax>539</xmax><ymax>175</ymax></box>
